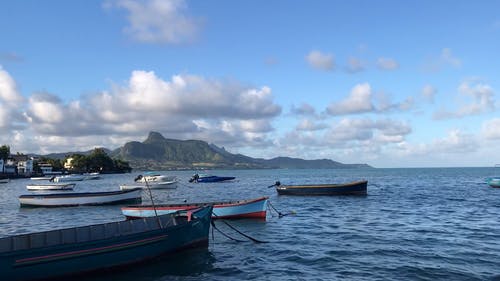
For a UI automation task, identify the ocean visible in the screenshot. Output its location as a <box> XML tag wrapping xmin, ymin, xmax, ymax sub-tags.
<box><xmin>1</xmin><ymin>167</ymin><xmax>500</xmax><ymax>280</ymax></box>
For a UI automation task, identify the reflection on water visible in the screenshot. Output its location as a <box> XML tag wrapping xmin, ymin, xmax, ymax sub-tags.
<box><xmin>74</xmin><ymin>248</ymin><xmax>215</xmax><ymax>281</ymax></box>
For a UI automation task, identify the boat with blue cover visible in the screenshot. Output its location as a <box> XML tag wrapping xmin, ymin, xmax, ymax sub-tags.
<box><xmin>0</xmin><ymin>206</ymin><xmax>212</xmax><ymax>281</ymax></box>
<box><xmin>189</xmin><ymin>173</ymin><xmax>235</xmax><ymax>183</ymax></box>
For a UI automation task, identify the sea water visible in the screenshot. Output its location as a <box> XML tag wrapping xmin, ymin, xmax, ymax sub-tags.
<box><xmin>1</xmin><ymin>167</ymin><xmax>500</xmax><ymax>280</ymax></box>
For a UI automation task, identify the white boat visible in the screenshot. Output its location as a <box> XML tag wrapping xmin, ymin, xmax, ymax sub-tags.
<box><xmin>83</xmin><ymin>172</ymin><xmax>101</xmax><ymax>180</ymax></box>
<box><xmin>122</xmin><ymin>197</ymin><xmax>269</xmax><ymax>219</ymax></box>
<box><xmin>134</xmin><ymin>174</ymin><xmax>176</xmax><ymax>183</ymax></box>
<box><xmin>26</xmin><ymin>183</ymin><xmax>75</xmax><ymax>191</ymax></box>
<box><xmin>120</xmin><ymin>180</ymin><xmax>178</xmax><ymax>191</ymax></box>
<box><xmin>52</xmin><ymin>174</ymin><xmax>85</xmax><ymax>182</ymax></box>
<box><xmin>19</xmin><ymin>188</ymin><xmax>142</xmax><ymax>207</ymax></box>
<box><xmin>30</xmin><ymin>176</ymin><xmax>53</xmax><ymax>181</ymax></box>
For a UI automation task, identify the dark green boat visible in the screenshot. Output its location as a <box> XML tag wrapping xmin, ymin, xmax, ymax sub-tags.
<box><xmin>0</xmin><ymin>206</ymin><xmax>212</xmax><ymax>281</ymax></box>
<box><xmin>274</xmin><ymin>180</ymin><xmax>368</xmax><ymax>196</ymax></box>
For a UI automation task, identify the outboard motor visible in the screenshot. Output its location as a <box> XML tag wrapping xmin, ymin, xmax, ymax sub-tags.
<box><xmin>134</xmin><ymin>175</ymin><xmax>143</xmax><ymax>182</ymax></box>
<box><xmin>189</xmin><ymin>173</ymin><xmax>200</xmax><ymax>183</ymax></box>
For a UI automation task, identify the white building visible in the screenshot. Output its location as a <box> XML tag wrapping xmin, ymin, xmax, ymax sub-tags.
<box><xmin>17</xmin><ymin>159</ymin><xmax>34</xmax><ymax>175</ymax></box>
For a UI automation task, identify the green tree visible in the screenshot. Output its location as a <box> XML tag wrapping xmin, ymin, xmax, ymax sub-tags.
<box><xmin>67</xmin><ymin>154</ymin><xmax>88</xmax><ymax>172</ymax></box>
<box><xmin>87</xmin><ymin>148</ymin><xmax>113</xmax><ymax>172</ymax></box>
<box><xmin>0</xmin><ymin>145</ymin><xmax>10</xmax><ymax>161</ymax></box>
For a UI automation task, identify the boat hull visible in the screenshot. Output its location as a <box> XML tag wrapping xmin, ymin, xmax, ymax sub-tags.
<box><xmin>487</xmin><ymin>178</ymin><xmax>500</xmax><ymax>188</ymax></box>
<box><xmin>276</xmin><ymin>180</ymin><xmax>368</xmax><ymax>196</ymax></box>
<box><xmin>0</xmin><ymin>206</ymin><xmax>212</xmax><ymax>281</ymax></box>
<box><xmin>53</xmin><ymin>175</ymin><xmax>85</xmax><ymax>182</ymax></box>
<box><xmin>26</xmin><ymin>183</ymin><xmax>75</xmax><ymax>191</ymax></box>
<box><xmin>192</xmin><ymin>176</ymin><xmax>236</xmax><ymax>183</ymax></box>
<box><xmin>19</xmin><ymin>189</ymin><xmax>142</xmax><ymax>207</ymax></box>
<box><xmin>122</xmin><ymin>197</ymin><xmax>268</xmax><ymax>219</ymax></box>
<box><xmin>120</xmin><ymin>180</ymin><xmax>178</xmax><ymax>191</ymax></box>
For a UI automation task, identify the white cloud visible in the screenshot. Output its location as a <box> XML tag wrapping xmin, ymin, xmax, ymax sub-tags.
<box><xmin>433</xmin><ymin>80</ymin><xmax>495</xmax><ymax>119</ymax></box>
<box><xmin>421</xmin><ymin>84</ymin><xmax>437</xmax><ymax>103</ymax></box>
<box><xmin>0</xmin><ymin>66</ymin><xmax>24</xmax><ymax>104</ymax></box>
<box><xmin>296</xmin><ymin>119</ymin><xmax>327</xmax><ymax>131</ymax></box>
<box><xmin>107</xmin><ymin>0</ymin><xmax>200</xmax><ymax>44</ymax></box>
<box><xmin>306</xmin><ymin>50</ymin><xmax>334</xmax><ymax>71</ymax></box>
<box><xmin>0</xmin><ymin>66</ymin><xmax>26</xmax><ymax>132</ymax></box>
<box><xmin>422</xmin><ymin>48</ymin><xmax>462</xmax><ymax>72</ymax></box>
<box><xmin>290</xmin><ymin>103</ymin><xmax>316</xmax><ymax>115</ymax></box>
<box><xmin>326</xmin><ymin>83</ymin><xmax>374</xmax><ymax>115</ymax></box>
<box><xmin>18</xmin><ymin>70</ymin><xmax>281</xmax><ymax>152</ymax></box>
<box><xmin>481</xmin><ymin>118</ymin><xmax>500</xmax><ymax>140</ymax></box>
<box><xmin>376</xmin><ymin>57</ymin><xmax>399</xmax><ymax>70</ymax></box>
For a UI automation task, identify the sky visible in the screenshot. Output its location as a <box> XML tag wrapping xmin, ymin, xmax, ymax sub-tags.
<box><xmin>1</xmin><ymin>0</ymin><xmax>500</xmax><ymax>168</ymax></box>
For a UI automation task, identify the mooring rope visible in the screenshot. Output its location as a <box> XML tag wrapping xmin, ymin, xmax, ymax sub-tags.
<box><xmin>267</xmin><ymin>201</ymin><xmax>296</xmax><ymax>218</ymax></box>
<box><xmin>210</xmin><ymin>220</ymin><xmax>247</xmax><ymax>243</ymax></box>
<box><xmin>210</xmin><ymin>213</ymin><xmax>269</xmax><ymax>243</ymax></box>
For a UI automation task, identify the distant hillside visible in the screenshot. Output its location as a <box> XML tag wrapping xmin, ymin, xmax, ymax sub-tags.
<box><xmin>36</xmin><ymin>148</ymin><xmax>113</xmax><ymax>160</ymax></box>
<box><xmin>110</xmin><ymin>131</ymin><xmax>372</xmax><ymax>170</ymax></box>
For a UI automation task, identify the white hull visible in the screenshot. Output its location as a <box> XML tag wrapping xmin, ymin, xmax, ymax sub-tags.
<box><xmin>53</xmin><ymin>175</ymin><xmax>85</xmax><ymax>182</ymax></box>
<box><xmin>26</xmin><ymin>183</ymin><xmax>75</xmax><ymax>191</ymax></box>
<box><xmin>19</xmin><ymin>189</ymin><xmax>142</xmax><ymax>207</ymax></box>
<box><xmin>120</xmin><ymin>180</ymin><xmax>178</xmax><ymax>191</ymax></box>
<box><xmin>135</xmin><ymin>175</ymin><xmax>176</xmax><ymax>183</ymax></box>
<box><xmin>30</xmin><ymin>177</ymin><xmax>53</xmax><ymax>181</ymax></box>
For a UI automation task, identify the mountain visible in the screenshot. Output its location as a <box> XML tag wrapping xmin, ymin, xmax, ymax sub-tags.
<box><xmin>110</xmin><ymin>131</ymin><xmax>372</xmax><ymax>170</ymax></box>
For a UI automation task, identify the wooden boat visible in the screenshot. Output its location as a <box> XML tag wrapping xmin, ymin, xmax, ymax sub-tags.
<box><xmin>122</xmin><ymin>197</ymin><xmax>268</xmax><ymax>220</ymax></box>
<box><xmin>487</xmin><ymin>177</ymin><xmax>500</xmax><ymax>188</ymax></box>
<box><xmin>120</xmin><ymin>180</ymin><xmax>178</xmax><ymax>191</ymax></box>
<box><xmin>26</xmin><ymin>183</ymin><xmax>75</xmax><ymax>191</ymax></box>
<box><xmin>0</xmin><ymin>206</ymin><xmax>212</xmax><ymax>281</ymax></box>
<box><xmin>189</xmin><ymin>173</ymin><xmax>236</xmax><ymax>183</ymax></box>
<box><xmin>19</xmin><ymin>188</ymin><xmax>142</xmax><ymax>207</ymax></box>
<box><xmin>273</xmin><ymin>180</ymin><xmax>368</xmax><ymax>196</ymax></box>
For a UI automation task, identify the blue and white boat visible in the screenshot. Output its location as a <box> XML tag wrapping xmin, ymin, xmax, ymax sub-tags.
<box><xmin>189</xmin><ymin>174</ymin><xmax>235</xmax><ymax>183</ymax></box>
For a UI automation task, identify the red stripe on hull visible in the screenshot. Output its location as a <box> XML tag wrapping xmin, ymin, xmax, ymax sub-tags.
<box><xmin>214</xmin><ymin>210</ymin><xmax>266</xmax><ymax>219</ymax></box>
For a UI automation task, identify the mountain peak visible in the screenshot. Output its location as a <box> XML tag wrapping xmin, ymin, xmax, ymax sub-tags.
<box><xmin>144</xmin><ymin>131</ymin><xmax>166</xmax><ymax>143</ymax></box>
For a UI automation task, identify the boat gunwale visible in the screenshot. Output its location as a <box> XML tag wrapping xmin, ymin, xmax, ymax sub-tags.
<box><xmin>278</xmin><ymin>180</ymin><xmax>367</xmax><ymax>189</ymax></box>
<box><xmin>122</xmin><ymin>196</ymin><xmax>269</xmax><ymax>211</ymax></box>
<box><xmin>19</xmin><ymin>188</ymin><xmax>142</xmax><ymax>199</ymax></box>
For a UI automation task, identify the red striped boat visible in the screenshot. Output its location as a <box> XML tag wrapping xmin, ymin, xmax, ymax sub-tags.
<box><xmin>122</xmin><ymin>197</ymin><xmax>268</xmax><ymax>220</ymax></box>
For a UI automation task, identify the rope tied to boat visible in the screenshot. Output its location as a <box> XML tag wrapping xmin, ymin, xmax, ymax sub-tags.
<box><xmin>211</xmin><ymin>213</ymin><xmax>269</xmax><ymax>244</ymax></box>
<box><xmin>267</xmin><ymin>201</ymin><xmax>296</xmax><ymax>218</ymax></box>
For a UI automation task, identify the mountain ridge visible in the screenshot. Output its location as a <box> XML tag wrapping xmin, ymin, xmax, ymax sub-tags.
<box><xmin>109</xmin><ymin>131</ymin><xmax>373</xmax><ymax>170</ymax></box>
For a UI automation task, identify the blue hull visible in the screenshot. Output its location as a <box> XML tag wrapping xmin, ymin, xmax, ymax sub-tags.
<box><xmin>0</xmin><ymin>207</ymin><xmax>212</xmax><ymax>281</ymax></box>
<box><xmin>197</xmin><ymin>176</ymin><xmax>235</xmax><ymax>183</ymax></box>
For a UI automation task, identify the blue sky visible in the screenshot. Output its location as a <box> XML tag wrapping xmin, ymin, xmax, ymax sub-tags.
<box><xmin>1</xmin><ymin>0</ymin><xmax>500</xmax><ymax>168</ymax></box>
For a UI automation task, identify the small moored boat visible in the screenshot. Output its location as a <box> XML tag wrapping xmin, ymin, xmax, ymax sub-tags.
<box><xmin>189</xmin><ymin>174</ymin><xmax>235</xmax><ymax>183</ymax></box>
<box><xmin>134</xmin><ymin>173</ymin><xmax>176</xmax><ymax>183</ymax></box>
<box><xmin>272</xmin><ymin>180</ymin><xmax>368</xmax><ymax>196</ymax></box>
<box><xmin>122</xmin><ymin>197</ymin><xmax>268</xmax><ymax>220</ymax></box>
<box><xmin>120</xmin><ymin>180</ymin><xmax>178</xmax><ymax>191</ymax></box>
<box><xmin>487</xmin><ymin>177</ymin><xmax>500</xmax><ymax>188</ymax></box>
<box><xmin>19</xmin><ymin>188</ymin><xmax>142</xmax><ymax>207</ymax></box>
<box><xmin>0</xmin><ymin>206</ymin><xmax>212</xmax><ymax>281</ymax></box>
<box><xmin>26</xmin><ymin>183</ymin><xmax>75</xmax><ymax>191</ymax></box>
<box><xmin>52</xmin><ymin>174</ymin><xmax>85</xmax><ymax>182</ymax></box>
<box><xmin>0</xmin><ymin>178</ymin><xmax>9</xmax><ymax>184</ymax></box>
